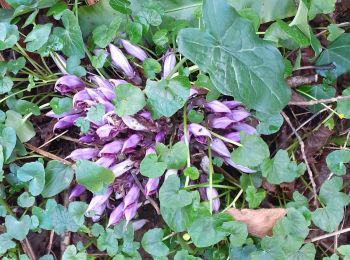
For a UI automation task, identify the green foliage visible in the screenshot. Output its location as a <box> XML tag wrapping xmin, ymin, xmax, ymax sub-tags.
<box><xmin>256</xmin><ymin>113</ymin><xmax>283</xmax><ymax>135</ymax></box>
<box><xmin>245</xmin><ymin>185</ymin><xmax>265</xmax><ymax>209</ymax></box>
<box><xmin>0</xmin><ymin>233</ymin><xmax>16</xmax><ymax>255</ymax></box>
<box><xmin>145</xmin><ymin>77</ymin><xmax>190</xmax><ymax>117</ymax></box>
<box><xmin>87</xmin><ymin>103</ymin><xmax>105</xmax><ymax>124</ymax></box>
<box><xmin>336</xmin><ymin>88</ymin><xmax>350</xmax><ymax>119</ymax></box>
<box><xmin>141</xmin><ymin>228</ymin><xmax>169</xmax><ymax>257</ymax></box>
<box><xmin>327</xmin><ymin>24</ymin><xmax>344</xmax><ymax>41</ymax></box>
<box><xmin>143</xmin><ymin>58</ymin><xmax>161</xmax><ymax>79</ymax></box>
<box><xmin>66</xmin><ymin>56</ymin><xmax>86</xmax><ymax>77</ymax></box>
<box><xmin>5</xmin><ymin>215</ymin><xmax>31</xmax><ymax>241</ymax></box>
<box><xmin>109</xmin><ymin>0</ymin><xmax>131</xmax><ymax>15</ymax></box>
<box><xmin>15</xmin><ymin>100</ymin><xmax>40</xmax><ymax>116</ymax></box>
<box><xmin>92</xmin><ymin>16</ymin><xmax>122</xmax><ymax>48</ymax></box>
<box><xmin>0</xmin><ymin>22</ymin><xmax>19</xmax><ymax>51</ymax></box>
<box><xmin>183</xmin><ymin>166</ymin><xmax>200</xmax><ymax>180</ymax></box>
<box><xmin>188</xmin><ymin>109</ymin><xmax>204</xmax><ymax>124</ymax></box>
<box><xmin>17</xmin><ymin>191</ymin><xmax>35</xmax><ymax>207</ymax></box>
<box><xmin>25</xmin><ymin>24</ymin><xmax>52</xmax><ymax>52</ymax></box>
<box><xmin>50</xmin><ymin>97</ymin><xmax>73</xmax><ymax>115</ymax></box>
<box><xmin>114</xmin><ymin>84</ymin><xmax>146</xmax><ymax>117</ymax></box>
<box><xmin>178</xmin><ymin>0</ymin><xmax>290</xmax><ymax>115</ymax></box>
<box><xmin>156</xmin><ymin>142</ymin><xmax>188</xmax><ymax>169</ymax></box>
<box><xmin>62</xmin><ymin>245</ymin><xmax>87</xmax><ymax>260</ymax></box>
<box><xmin>326</xmin><ymin>150</ymin><xmax>350</xmax><ymax>176</ymax></box>
<box><xmin>5</xmin><ymin>110</ymin><xmax>35</xmax><ymax>142</ymax></box>
<box><xmin>75</xmin><ymin>160</ymin><xmax>114</xmax><ymax>193</ymax></box>
<box><xmin>140</xmin><ymin>154</ymin><xmax>167</xmax><ymax>178</ymax></box>
<box><xmin>17</xmin><ymin>161</ymin><xmax>45</xmax><ymax>196</ymax></box>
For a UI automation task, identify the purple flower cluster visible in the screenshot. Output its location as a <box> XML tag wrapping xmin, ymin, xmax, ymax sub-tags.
<box><xmin>49</xmin><ymin>40</ymin><xmax>256</xmax><ymax>225</ymax></box>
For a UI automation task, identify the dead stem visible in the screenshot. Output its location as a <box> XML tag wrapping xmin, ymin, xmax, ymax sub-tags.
<box><xmin>306</xmin><ymin>227</ymin><xmax>350</xmax><ymax>243</ymax></box>
<box><xmin>289</xmin><ymin>95</ymin><xmax>350</xmax><ymax>106</ymax></box>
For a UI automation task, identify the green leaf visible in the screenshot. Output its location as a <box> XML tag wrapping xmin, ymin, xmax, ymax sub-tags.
<box><xmin>156</xmin><ymin>142</ymin><xmax>188</xmax><ymax>169</ymax></box>
<box><xmin>51</xmin><ymin>204</ymin><xmax>79</xmax><ymax>234</ymax></box>
<box><xmin>143</xmin><ymin>58</ymin><xmax>161</xmax><ymax>79</ymax></box>
<box><xmin>5</xmin><ymin>215</ymin><xmax>31</xmax><ymax>241</ymax></box>
<box><xmin>251</xmin><ymin>236</ymin><xmax>285</xmax><ymax>259</ymax></box>
<box><xmin>338</xmin><ymin>245</ymin><xmax>350</xmax><ymax>259</ymax></box>
<box><xmin>312</xmin><ymin>200</ymin><xmax>344</xmax><ymax>232</ymax></box>
<box><xmin>91</xmin><ymin>49</ymin><xmax>108</xmax><ymax>69</ymax></box>
<box><xmin>336</xmin><ymin>88</ymin><xmax>350</xmax><ymax>119</ymax></box>
<box><xmin>298</xmin><ymin>84</ymin><xmax>336</xmax><ymax>113</ymax></box>
<box><xmin>159</xmin><ymin>175</ymin><xmax>195</xmax><ymax>208</ymax></box>
<box><xmin>188</xmin><ymin>109</ymin><xmax>204</xmax><ymax>124</ymax></box>
<box><xmin>87</xmin><ymin>103</ymin><xmax>105</xmax><ymax>124</ymax></box>
<box><xmin>17</xmin><ymin>162</ymin><xmax>45</xmax><ymax>196</ymax></box>
<box><xmin>177</xmin><ymin>0</ymin><xmax>290</xmax><ymax>115</ymax></box>
<box><xmin>47</xmin><ymin>1</ymin><xmax>67</xmax><ymax>20</ymax></box>
<box><xmin>17</xmin><ymin>191</ymin><xmax>35</xmax><ymax>208</ymax></box>
<box><xmin>97</xmin><ymin>228</ymin><xmax>119</xmax><ymax>256</ymax></box>
<box><xmin>53</xmin><ymin>10</ymin><xmax>84</xmax><ymax>58</ymax></box>
<box><xmin>256</xmin><ymin>113</ymin><xmax>283</xmax><ymax>135</ymax></box>
<box><xmin>0</xmin><ymin>126</ymin><xmax>16</xmax><ymax>161</ymax></box>
<box><xmin>286</xmin><ymin>243</ymin><xmax>316</xmax><ymax>260</ymax></box>
<box><xmin>141</xmin><ymin>228</ymin><xmax>169</xmax><ymax>257</ymax></box>
<box><xmin>327</xmin><ymin>24</ymin><xmax>344</xmax><ymax>42</ymax></box>
<box><xmin>5</xmin><ymin>110</ymin><xmax>35</xmax><ymax>142</ymax></box>
<box><xmin>136</xmin><ymin>8</ymin><xmax>162</xmax><ymax>28</ymax></box>
<box><xmin>0</xmin><ymin>22</ymin><xmax>19</xmax><ymax>50</ymax></box>
<box><xmin>145</xmin><ymin>77</ymin><xmax>190</xmax><ymax>117</ymax></box>
<box><xmin>75</xmin><ymin>118</ymin><xmax>90</xmax><ymax>134</ymax></box>
<box><xmin>24</xmin><ymin>23</ymin><xmax>52</xmax><ymax>52</ymax></box>
<box><xmin>152</xmin><ymin>29</ymin><xmax>168</xmax><ymax>46</ymax></box>
<box><xmin>309</xmin><ymin>0</ymin><xmax>336</xmax><ymax>20</ymax></box>
<box><xmin>188</xmin><ymin>213</ymin><xmax>233</xmax><ymax>247</ymax></box>
<box><xmin>140</xmin><ymin>154</ymin><xmax>167</xmax><ymax>178</ymax></box>
<box><xmin>319</xmin><ymin>177</ymin><xmax>350</xmax><ymax>207</ymax></box>
<box><xmin>0</xmin><ymin>233</ymin><xmax>16</xmax><ymax>255</ymax></box>
<box><xmin>174</xmin><ymin>250</ymin><xmax>201</xmax><ymax>260</ymax></box>
<box><xmin>183</xmin><ymin>166</ymin><xmax>200</xmax><ymax>180</ymax></box>
<box><xmin>91</xmin><ymin>223</ymin><xmax>105</xmax><ymax>237</ymax></box>
<box><xmin>75</xmin><ymin>160</ymin><xmax>114</xmax><ymax>193</ymax></box>
<box><xmin>66</xmin><ymin>56</ymin><xmax>86</xmax><ymax>77</ymax></box>
<box><xmin>326</xmin><ymin>150</ymin><xmax>350</xmax><ymax>176</ymax></box>
<box><xmin>92</xmin><ymin>16</ymin><xmax>122</xmax><ymax>48</ymax></box>
<box><xmin>238</xmin><ymin>8</ymin><xmax>260</xmax><ymax>32</ymax></box>
<box><xmin>68</xmin><ymin>201</ymin><xmax>88</xmax><ymax>226</ymax></box>
<box><xmin>62</xmin><ymin>245</ymin><xmax>87</xmax><ymax>260</ymax></box>
<box><xmin>109</xmin><ymin>0</ymin><xmax>131</xmax><ymax>15</ymax></box>
<box><xmin>261</xmin><ymin>149</ymin><xmax>306</xmax><ymax>184</ymax></box>
<box><xmin>41</xmin><ymin>160</ymin><xmax>74</xmax><ymax>198</ymax></box>
<box><xmin>50</xmin><ymin>97</ymin><xmax>73</xmax><ymax>115</ymax></box>
<box><xmin>15</xmin><ymin>100</ymin><xmax>41</xmax><ymax>116</ymax></box>
<box><xmin>231</xmin><ymin>133</ymin><xmax>270</xmax><ymax>168</ymax></box>
<box><xmin>228</xmin><ymin>222</ymin><xmax>248</xmax><ymax>247</ymax></box>
<box><xmin>126</xmin><ymin>22</ymin><xmax>142</xmax><ymax>43</ymax></box>
<box><xmin>114</xmin><ymin>84</ymin><xmax>146</xmax><ymax>117</ymax></box>
<box><xmin>7</xmin><ymin>57</ymin><xmax>26</xmax><ymax>74</ymax></box>
<box><xmin>0</xmin><ymin>76</ymin><xmax>14</xmax><ymax>94</ymax></box>
<box><xmin>316</xmin><ymin>34</ymin><xmax>350</xmax><ymax>78</ymax></box>
<box><xmin>245</xmin><ymin>186</ymin><xmax>265</xmax><ymax>209</ymax></box>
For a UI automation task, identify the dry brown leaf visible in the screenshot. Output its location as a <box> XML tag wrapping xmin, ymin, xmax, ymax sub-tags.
<box><xmin>226</xmin><ymin>208</ymin><xmax>287</xmax><ymax>238</ymax></box>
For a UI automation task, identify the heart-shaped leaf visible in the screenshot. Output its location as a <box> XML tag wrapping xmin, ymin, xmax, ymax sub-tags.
<box><xmin>5</xmin><ymin>215</ymin><xmax>31</xmax><ymax>241</ymax></box>
<box><xmin>17</xmin><ymin>161</ymin><xmax>45</xmax><ymax>196</ymax></box>
<box><xmin>140</xmin><ymin>154</ymin><xmax>167</xmax><ymax>178</ymax></box>
<box><xmin>177</xmin><ymin>0</ymin><xmax>290</xmax><ymax>115</ymax></box>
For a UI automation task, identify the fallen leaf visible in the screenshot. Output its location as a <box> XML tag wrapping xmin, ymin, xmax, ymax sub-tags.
<box><xmin>226</xmin><ymin>208</ymin><xmax>287</xmax><ymax>238</ymax></box>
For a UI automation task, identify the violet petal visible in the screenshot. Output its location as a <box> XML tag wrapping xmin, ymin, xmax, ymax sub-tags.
<box><xmin>53</xmin><ymin>114</ymin><xmax>80</xmax><ymax>131</ymax></box>
<box><xmin>96</xmin><ymin>156</ymin><xmax>116</xmax><ymax>168</ymax></box>
<box><xmin>121</xmin><ymin>134</ymin><xmax>141</xmax><ymax>153</ymax></box>
<box><xmin>86</xmin><ymin>187</ymin><xmax>113</xmax><ymax>212</ymax></box>
<box><xmin>66</xmin><ymin>148</ymin><xmax>99</xmax><ymax>161</ymax></box>
<box><xmin>55</xmin><ymin>75</ymin><xmax>85</xmax><ymax>94</ymax></box>
<box><xmin>205</xmin><ymin>100</ymin><xmax>231</xmax><ymax>113</ymax></box>
<box><xmin>99</xmin><ymin>140</ymin><xmax>123</xmax><ymax>156</ymax></box>
<box><xmin>122</xmin><ymin>116</ymin><xmax>148</xmax><ymax>131</ymax></box>
<box><xmin>110</xmin><ymin>159</ymin><xmax>134</xmax><ymax>177</ymax></box>
<box><xmin>232</xmin><ymin>123</ymin><xmax>257</xmax><ymax>135</ymax></box>
<box><xmin>206</xmin><ymin>187</ymin><xmax>220</xmax><ymax>212</ymax></box>
<box><xmin>123</xmin><ymin>185</ymin><xmax>140</xmax><ymax>208</ymax></box>
<box><xmin>210</xmin><ymin>138</ymin><xmax>231</xmax><ymax>158</ymax></box>
<box><xmin>121</xmin><ymin>39</ymin><xmax>148</xmax><ymax>61</ymax></box>
<box><xmin>124</xmin><ymin>203</ymin><xmax>138</xmax><ymax>225</ymax></box>
<box><xmin>69</xmin><ymin>185</ymin><xmax>86</xmax><ymax>200</ymax></box>
<box><xmin>109</xmin><ymin>44</ymin><xmax>135</xmax><ymax>78</ymax></box>
<box><xmin>209</xmin><ymin>116</ymin><xmax>234</xmax><ymax>129</ymax></box>
<box><xmin>107</xmin><ymin>202</ymin><xmax>124</xmax><ymax>227</ymax></box>
<box><xmin>162</xmin><ymin>49</ymin><xmax>176</xmax><ymax>78</ymax></box>
<box><xmin>224</xmin><ymin>158</ymin><xmax>256</xmax><ymax>173</ymax></box>
<box><xmin>145</xmin><ymin>177</ymin><xmax>160</xmax><ymax>196</ymax></box>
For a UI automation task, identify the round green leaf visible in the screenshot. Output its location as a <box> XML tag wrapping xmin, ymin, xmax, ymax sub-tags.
<box><xmin>5</xmin><ymin>215</ymin><xmax>31</xmax><ymax>241</ymax></box>
<box><xmin>114</xmin><ymin>83</ymin><xmax>146</xmax><ymax>117</ymax></box>
<box><xmin>140</xmin><ymin>154</ymin><xmax>167</xmax><ymax>178</ymax></box>
<box><xmin>17</xmin><ymin>162</ymin><xmax>45</xmax><ymax>196</ymax></box>
<box><xmin>17</xmin><ymin>192</ymin><xmax>35</xmax><ymax>208</ymax></box>
<box><xmin>141</xmin><ymin>228</ymin><xmax>169</xmax><ymax>257</ymax></box>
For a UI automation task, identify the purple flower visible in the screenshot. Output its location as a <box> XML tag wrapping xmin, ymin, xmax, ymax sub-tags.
<box><xmin>226</xmin><ymin>110</ymin><xmax>250</xmax><ymax>122</ymax></box>
<box><xmin>89</xmin><ymin>75</ymin><xmax>114</xmax><ymax>89</ymax></box>
<box><xmin>124</xmin><ymin>203</ymin><xmax>138</xmax><ymax>225</ymax></box>
<box><xmin>132</xmin><ymin>219</ymin><xmax>148</xmax><ymax>231</ymax></box>
<box><xmin>69</xmin><ymin>185</ymin><xmax>86</xmax><ymax>200</ymax></box>
<box><xmin>162</xmin><ymin>49</ymin><xmax>176</xmax><ymax>78</ymax></box>
<box><xmin>79</xmin><ymin>135</ymin><xmax>95</xmax><ymax>143</ymax></box>
<box><xmin>99</xmin><ymin>140</ymin><xmax>124</xmax><ymax>156</ymax></box>
<box><xmin>224</xmin><ymin>158</ymin><xmax>256</xmax><ymax>173</ymax></box>
<box><xmin>145</xmin><ymin>178</ymin><xmax>160</xmax><ymax>196</ymax></box>
<box><xmin>51</xmin><ymin>53</ymin><xmax>68</xmax><ymax>74</ymax></box>
<box><xmin>66</xmin><ymin>148</ymin><xmax>99</xmax><ymax>161</ymax></box>
<box><xmin>109</xmin><ymin>79</ymin><xmax>128</xmax><ymax>86</ymax></box>
<box><xmin>73</xmin><ymin>90</ymin><xmax>93</xmax><ymax>110</ymax></box>
<box><xmin>111</xmin><ymin>159</ymin><xmax>134</xmax><ymax>177</ymax></box>
<box><xmin>121</xmin><ymin>39</ymin><xmax>148</xmax><ymax>61</ymax></box>
<box><xmin>210</xmin><ymin>138</ymin><xmax>230</xmax><ymax>158</ymax></box>
<box><xmin>92</xmin><ymin>202</ymin><xmax>107</xmax><ymax>222</ymax></box>
<box><xmin>97</xmin><ymin>87</ymin><xmax>115</xmax><ymax>101</ymax></box>
<box><xmin>53</xmin><ymin>114</ymin><xmax>80</xmax><ymax>131</ymax></box>
<box><xmin>123</xmin><ymin>185</ymin><xmax>140</xmax><ymax>208</ymax></box>
<box><xmin>86</xmin><ymin>187</ymin><xmax>113</xmax><ymax>213</ymax></box>
<box><xmin>232</xmin><ymin>123</ymin><xmax>257</xmax><ymax>135</ymax></box>
<box><xmin>224</xmin><ymin>132</ymin><xmax>240</xmax><ymax>142</ymax></box>
<box><xmin>155</xmin><ymin>131</ymin><xmax>166</xmax><ymax>143</ymax></box>
<box><xmin>188</xmin><ymin>123</ymin><xmax>211</xmax><ymax>143</ymax></box>
<box><xmin>146</xmin><ymin>146</ymin><xmax>156</xmax><ymax>155</ymax></box>
<box><xmin>96</xmin><ymin>124</ymin><xmax>118</xmax><ymax>139</ymax></box>
<box><xmin>205</xmin><ymin>100</ymin><xmax>231</xmax><ymax>113</ymax></box>
<box><xmin>96</xmin><ymin>156</ymin><xmax>116</xmax><ymax>168</ymax></box>
<box><xmin>206</xmin><ymin>187</ymin><xmax>220</xmax><ymax>212</ymax></box>
<box><xmin>55</xmin><ymin>75</ymin><xmax>85</xmax><ymax>94</ymax></box>
<box><xmin>122</xmin><ymin>116</ymin><xmax>148</xmax><ymax>131</ymax></box>
<box><xmin>121</xmin><ymin>134</ymin><xmax>141</xmax><ymax>153</ymax></box>
<box><xmin>222</xmin><ymin>100</ymin><xmax>241</xmax><ymax>109</ymax></box>
<box><xmin>107</xmin><ymin>202</ymin><xmax>124</xmax><ymax>227</ymax></box>
<box><xmin>209</xmin><ymin>116</ymin><xmax>234</xmax><ymax>129</ymax></box>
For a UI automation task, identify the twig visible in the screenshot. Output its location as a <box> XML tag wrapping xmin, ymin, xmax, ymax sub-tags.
<box><xmin>281</xmin><ymin>112</ymin><xmax>318</xmax><ymax>205</ymax></box>
<box><xmin>306</xmin><ymin>227</ymin><xmax>350</xmax><ymax>243</ymax></box>
<box><xmin>47</xmin><ymin>231</ymin><xmax>55</xmax><ymax>255</ymax></box>
<box><xmin>286</xmin><ymin>75</ymin><xmax>318</xmax><ymax>88</ymax></box>
<box><xmin>25</xmin><ymin>143</ymin><xmax>71</xmax><ymax>165</ymax></box>
<box><xmin>289</xmin><ymin>95</ymin><xmax>350</xmax><ymax>106</ymax></box>
<box><xmin>130</xmin><ymin>171</ymin><xmax>160</xmax><ymax>215</ymax></box>
<box><xmin>21</xmin><ymin>239</ymin><xmax>37</xmax><ymax>260</ymax></box>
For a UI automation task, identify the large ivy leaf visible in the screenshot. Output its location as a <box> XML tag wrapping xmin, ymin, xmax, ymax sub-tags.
<box><xmin>177</xmin><ymin>0</ymin><xmax>291</xmax><ymax>115</ymax></box>
<box><xmin>96</xmin><ymin>228</ymin><xmax>119</xmax><ymax>256</ymax></box>
<box><xmin>286</xmin><ymin>243</ymin><xmax>316</xmax><ymax>260</ymax></box>
<box><xmin>75</xmin><ymin>160</ymin><xmax>114</xmax><ymax>193</ymax></box>
<box><xmin>17</xmin><ymin>161</ymin><xmax>46</xmax><ymax>196</ymax></box>
<box><xmin>41</xmin><ymin>160</ymin><xmax>74</xmax><ymax>198</ymax></box>
<box><xmin>53</xmin><ymin>10</ymin><xmax>85</xmax><ymax>58</ymax></box>
<box><xmin>145</xmin><ymin>76</ymin><xmax>190</xmax><ymax>117</ymax></box>
<box><xmin>316</xmin><ymin>34</ymin><xmax>350</xmax><ymax>78</ymax></box>
<box><xmin>0</xmin><ymin>22</ymin><xmax>19</xmax><ymax>51</ymax></box>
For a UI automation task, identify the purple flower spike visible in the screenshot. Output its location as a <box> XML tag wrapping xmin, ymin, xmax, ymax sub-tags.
<box><xmin>210</xmin><ymin>138</ymin><xmax>231</xmax><ymax>158</ymax></box>
<box><xmin>205</xmin><ymin>100</ymin><xmax>231</xmax><ymax>113</ymax></box>
<box><xmin>109</xmin><ymin>44</ymin><xmax>135</xmax><ymax>78</ymax></box>
<box><xmin>96</xmin><ymin>124</ymin><xmax>118</xmax><ymax>139</ymax></box>
<box><xmin>121</xmin><ymin>39</ymin><xmax>148</xmax><ymax>61</ymax></box>
<box><xmin>155</xmin><ymin>131</ymin><xmax>166</xmax><ymax>143</ymax></box>
<box><xmin>86</xmin><ymin>187</ymin><xmax>113</xmax><ymax>212</ymax></box>
<box><xmin>124</xmin><ymin>203</ymin><xmax>138</xmax><ymax>225</ymax></box>
<box><xmin>53</xmin><ymin>114</ymin><xmax>80</xmax><ymax>131</ymax></box>
<box><xmin>73</xmin><ymin>90</ymin><xmax>92</xmax><ymax>109</ymax></box>
<box><xmin>145</xmin><ymin>177</ymin><xmax>160</xmax><ymax>196</ymax></box>
<box><xmin>79</xmin><ymin>135</ymin><xmax>95</xmax><ymax>143</ymax></box>
<box><xmin>96</xmin><ymin>156</ymin><xmax>116</xmax><ymax>168</ymax></box>
<box><xmin>209</xmin><ymin>116</ymin><xmax>234</xmax><ymax>129</ymax></box>
<box><xmin>123</xmin><ymin>185</ymin><xmax>140</xmax><ymax>209</ymax></box>
<box><xmin>111</xmin><ymin>158</ymin><xmax>134</xmax><ymax>177</ymax></box>
<box><xmin>233</xmin><ymin>123</ymin><xmax>257</xmax><ymax>135</ymax></box>
<box><xmin>146</xmin><ymin>147</ymin><xmax>156</xmax><ymax>155</ymax></box>
<box><xmin>109</xmin><ymin>79</ymin><xmax>128</xmax><ymax>86</ymax></box>
<box><xmin>107</xmin><ymin>202</ymin><xmax>124</xmax><ymax>227</ymax></box>
<box><xmin>188</xmin><ymin>123</ymin><xmax>211</xmax><ymax>139</ymax></box>
<box><xmin>226</xmin><ymin>110</ymin><xmax>250</xmax><ymax>122</ymax></box>
<box><xmin>92</xmin><ymin>202</ymin><xmax>107</xmax><ymax>222</ymax></box>
<box><xmin>225</xmin><ymin>132</ymin><xmax>241</xmax><ymax>142</ymax></box>
<box><xmin>132</xmin><ymin>219</ymin><xmax>149</xmax><ymax>231</ymax></box>
<box><xmin>121</xmin><ymin>134</ymin><xmax>141</xmax><ymax>153</ymax></box>
<box><xmin>55</xmin><ymin>75</ymin><xmax>85</xmax><ymax>94</ymax></box>
<box><xmin>69</xmin><ymin>184</ymin><xmax>86</xmax><ymax>200</ymax></box>
<box><xmin>222</xmin><ymin>100</ymin><xmax>241</xmax><ymax>109</ymax></box>
<box><xmin>89</xmin><ymin>75</ymin><xmax>114</xmax><ymax>89</ymax></box>
<box><xmin>66</xmin><ymin>148</ymin><xmax>99</xmax><ymax>161</ymax></box>
<box><xmin>98</xmin><ymin>87</ymin><xmax>115</xmax><ymax>101</ymax></box>
<box><xmin>122</xmin><ymin>116</ymin><xmax>148</xmax><ymax>131</ymax></box>
<box><xmin>206</xmin><ymin>187</ymin><xmax>220</xmax><ymax>212</ymax></box>
<box><xmin>162</xmin><ymin>49</ymin><xmax>176</xmax><ymax>78</ymax></box>
<box><xmin>139</xmin><ymin>111</ymin><xmax>151</xmax><ymax>120</ymax></box>
<box><xmin>99</xmin><ymin>140</ymin><xmax>123</xmax><ymax>156</ymax></box>
<box><xmin>224</xmin><ymin>158</ymin><xmax>256</xmax><ymax>173</ymax></box>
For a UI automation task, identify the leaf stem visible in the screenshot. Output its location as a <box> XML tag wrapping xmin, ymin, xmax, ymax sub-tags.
<box><xmin>209</xmin><ymin>130</ymin><xmax>242</xmax><ymax>147</ymax></box>
<box><xmin>183</xmin><ymin>104</ymin><xmax>191</xmax><ymax>187</ymax></box>
<box><xmin>166</xmin><ymin>57</ymin><xmax>187</xmax><ymax>80</ymax></box>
